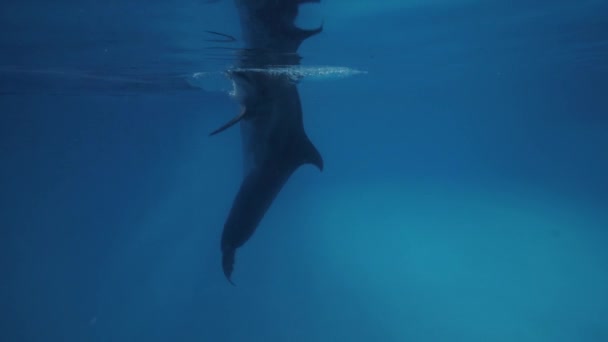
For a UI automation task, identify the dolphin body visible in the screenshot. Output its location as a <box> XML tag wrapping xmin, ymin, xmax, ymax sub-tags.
<box><xmin>212</xmin><ymin>0</ymin><xmax>324</xmax><ymax>284</ymax></box>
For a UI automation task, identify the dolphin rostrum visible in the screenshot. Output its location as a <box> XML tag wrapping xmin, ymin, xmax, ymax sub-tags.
<box><xmin>210</xmin><ymin>0</ymin><xmax>324</xmax><ymax>284</ymax></box>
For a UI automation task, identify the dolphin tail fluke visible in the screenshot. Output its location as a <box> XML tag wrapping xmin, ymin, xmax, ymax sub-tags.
<box><xmin>209</xmin><ymin>108</ymin><xmax>247</xmax><ymax>136</ymax></box>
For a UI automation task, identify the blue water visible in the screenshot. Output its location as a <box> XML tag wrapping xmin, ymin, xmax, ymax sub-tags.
<box><xmin>1</xmin><ymin>0</ymin><xmax>607</xmax><ymax>341</ymax></box>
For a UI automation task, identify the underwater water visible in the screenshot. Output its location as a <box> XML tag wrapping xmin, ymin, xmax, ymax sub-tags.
<box><xmin>1</xmin><ymin>0</ymin><xmax>607</xmax><ymax>341</ymax></box>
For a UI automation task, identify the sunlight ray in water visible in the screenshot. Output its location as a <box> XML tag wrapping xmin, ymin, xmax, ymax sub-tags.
<box><xmin>1</xmin><ymin>0</ymin><xmax>608</xmax><ymax>341</ymax></box>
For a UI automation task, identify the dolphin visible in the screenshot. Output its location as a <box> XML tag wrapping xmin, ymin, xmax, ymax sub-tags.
<box><xmin>210</xmin><ymin>0</ymin><xmax>324</xmax><ymax>284</ymax></box>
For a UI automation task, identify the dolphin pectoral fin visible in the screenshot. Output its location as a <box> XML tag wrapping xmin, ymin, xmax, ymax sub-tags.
<box><xmin>209</xmin><ymin>108</ymin><xmax>247</xmax><ymax>136</ymax></box>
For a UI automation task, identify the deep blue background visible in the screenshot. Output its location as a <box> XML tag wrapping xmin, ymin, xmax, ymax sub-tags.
<box><xmin>1</xmin><ymin>1</ymin><xmax>607</xmax><ymax>341</ymax></box>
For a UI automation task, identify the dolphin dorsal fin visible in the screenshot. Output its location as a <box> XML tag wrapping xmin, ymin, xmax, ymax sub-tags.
<box><xmin>209</xmin><ymin>108</ymin><xmax>247</xmax><ymax>136</ymax></box>
<box><xmin>298</xmin><ymin>136</ymin><xmax>323</xmax><ymax>171</ymax></box>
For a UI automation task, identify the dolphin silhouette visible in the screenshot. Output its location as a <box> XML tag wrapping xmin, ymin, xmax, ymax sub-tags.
<box><xmin>210</xmin><ymin>0</ymin><xmax>324</xmax><ymax>284</ymax></box>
